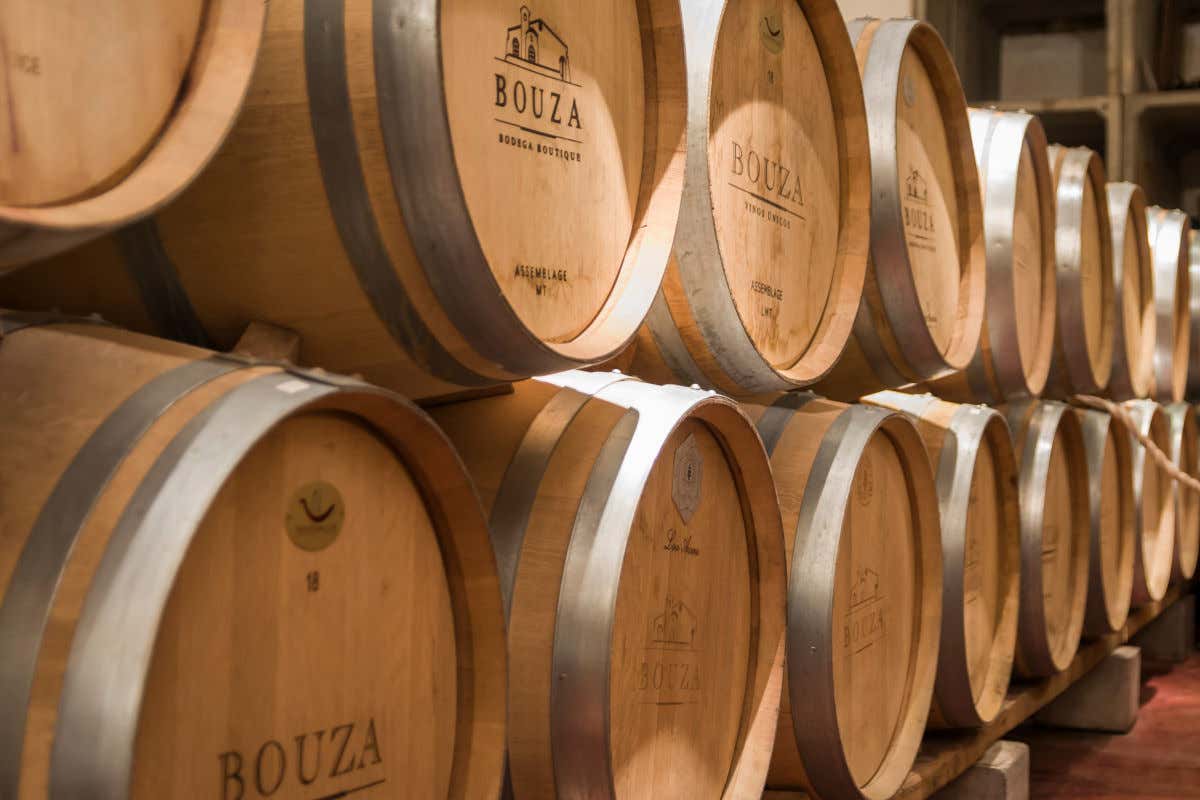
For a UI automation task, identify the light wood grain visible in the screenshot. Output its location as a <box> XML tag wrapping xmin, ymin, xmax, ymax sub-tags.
<box><xmin>0</xmin><ymin>321</ymin><xmax>505</xmax><ymax>799</ymax></box>
<box><xmin>896</xmin><ymin>44</ymin><xmax>962</xmax><ymax>356</ymax></box>
<box><xmin>813</xmin><ymin>19</ymin><xmax>984</xmax><ymax>400</ymax></box>
<box><xmin>1</xmin><ymin>0</ymin><xmax>687</xmax><ymax>400</ymax></box>
<box><xmin>1108</xmin><ymin>184</ymin><xmax>1155</xmax><ymax>400</ymax></box>
<box><xmin>1125</xmin><ymin>401</ymin><xmax>1175</xmax><ymax>604</ymax></box>
<box><xmin>764</xmin><ymin>584</ymin><xmax>1188</xmax><ymax>800</ymax></box>
<box><xmin>0</xmin><ymin>0</ymin><xmax>204</xmax><ymax>206</ymax></box>
<box><xmin>0</xmin><ymin>0</ymin><xmax>265</xmax><ymax>267</ymax></box>
<box><xmin>865</xmin><ymin>393</ymin><xmax>1020</xmax><ymax>730</ymax></box>
<box><xmin>611</xmin><ymin>421</ymin><xmax>753</xmax><ymax>798</ymax></box>
<box><xmin>629</xmin><ymin>0</ymin><xmax>869</xmax><ymax>396</ymax></box>
<box><xmin>745</xmin><ymin>398</ymin><xmax>941</xmax><ymax>800</ymax></box>
<box><xmin>432</xmin><ymin>376</ymin><xmax>786</xmax><ymax>799</ymax></box>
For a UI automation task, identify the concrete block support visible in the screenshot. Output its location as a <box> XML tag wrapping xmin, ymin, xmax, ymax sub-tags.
<box><xmin>1133</xmin><ymin>594</ymin><xmax>1196</xmax><ymax>663</ymax></box>
<box><xmin>1036</xmin><ymin>646</ymin><xmax>1141</xmax><ymax>733</ymax></box>
<box><xmin>933</xmin><ymin>741</ymin><xmax>1029</xmax><ymax>800</ymax></box>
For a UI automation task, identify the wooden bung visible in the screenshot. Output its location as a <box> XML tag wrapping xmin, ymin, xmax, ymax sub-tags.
<box><xmin>928</xmin><ymin>109</ymin><xmax>1056</xmax><ymax>403</ymax></box>
<box><xmin>1164</xmin><ymin>403</ymin><xmax>1200</xmax><ymax>581</ymax></box>
<box><xmin>0</xmin><ymin>0</ymin><xmax>686</xmax><ymax>400</ymax></box>
<box><xmin>629</xmin><ymin>0</ymin><xmax>870</xmax><ymax>397</ymax></box>
<box><xmin>0</xmin><ymin>0</ymin><xmax>265</xmax><ymax>268</ymax></box>
<box><xmin>1003</xmin><ymin>399</ymin><xmax>1090</xmax><ymax>678</ymax></box>
<box><xmin>0</xmin><ymin>312</ymin><xmax>506</xmax><ymax>799</ymax></box>
<box><xmin>430</xmin><ymin>372</ymin><xmax>786</xmax><ymax>800</ymax></box>
<box><xmin>864</xmin><ymin>392</ymin><xmax>1019</xmax><ymax>730</ymax></box>
<box><xmin>1123</xmin><ymin>401</ymin><xmax>1176</xmax><ymax>604</ymax></box>
<box><xmin>812</xmin><ymin>18</ymin><xmax>985</xmax><ymax>401</ymax></box>
<box><xmin>1074</xmin><ymin>409</ymin><xmax>1135</xmax><ymax>637</ymax></box>
<box><xmin>1043</xmin><ymin>145</ymin><xmax>1115</xmax><ymax>398</ymax></box>
<box><xmin>1187</xmin><ymin>230</ymin><xmax>1200</xmax><ymax>400</ymax></box>
<box><xmin>1147</xmin><ymin>207</ymin><xmax>1192</xmax><ymax>403</ymax></box>
<box><xmin>743</xmin><ymin>394</ymin><xmax>941</xmax><ymax>800</ymax></box>
<box><xmin>1106</xmin><ymin>183</ymin><xmax>1156</xmax><ymax>400</ymax></box>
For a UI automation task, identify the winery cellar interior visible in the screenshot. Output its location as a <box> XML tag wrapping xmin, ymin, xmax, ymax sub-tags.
<box><xmin>5</xmin><ymin>0</ymin><xmax>1200</xmax><ymax>798</ymax></box>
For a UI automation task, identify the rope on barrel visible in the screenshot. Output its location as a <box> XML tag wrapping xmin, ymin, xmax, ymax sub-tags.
<box><xmin>1072</xmin><ymin>394</ymin><xmax>1200</xmax><ymax>494</ymax></box>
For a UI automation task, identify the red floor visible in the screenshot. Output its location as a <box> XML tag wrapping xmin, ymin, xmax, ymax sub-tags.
<box><xmin>1013</xmin><ymin>653</ymin><xmax>1200</xmax><ymax>798</ymax></box>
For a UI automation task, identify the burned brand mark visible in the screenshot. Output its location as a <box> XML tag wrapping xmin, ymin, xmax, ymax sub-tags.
<box><xmin>218</xmin><ymin>718</ymin><xmax>383</xmax><ymax>799</ymax></box>
<box><xmin>641</xmin><ymin>596</ymin><xmax>702</xmax><ymax>704</ymax></box>
<box><xmin>728</xmin><ymin>141</ymin><xmax>806</xmax><ymax>230</ymax></box>
<box><xmin>663</xmin><ymin>527</ymin><xmax>700</xmax><ymax>557</ymax></box>
<box><xmin>844</xmin><ymin>567</ymin><xmax>886</xmax><ymax>654</ymax></box>
<box><xmin>513</xmin><ymin>262</ymin><xmax>570</xmax><ymax>297</ymax></box>
<box><xmin>903</xmin><ymin>168</ymin><xmax>937</xmax><ymax>250</ymax></box>
<box><xmin>493</xmin><ymin>6</ymin><xmax>583</xmax><ymax>161</ymax></box>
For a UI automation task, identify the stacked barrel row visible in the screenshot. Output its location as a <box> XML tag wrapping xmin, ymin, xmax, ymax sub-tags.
<box><xmin>2</xmin><ymin>2</ymin><xmax>1200</xmax><ymax>800</ymax></box>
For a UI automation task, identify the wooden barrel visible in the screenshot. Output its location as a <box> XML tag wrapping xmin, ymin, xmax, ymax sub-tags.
<box><xmin>1074</xmin><ymin>409</ymin><xmax>1135</xmax><ymax>637</ymax></box>
<box><xmin>0</xmin><ymin>0</ymin><xmax>687</xmax><ymax>401</ymax></box>
<box><xmin>863</xmin><ymin>392</ymin><xmax>1019</xmax><ymax>729</ymax></box>
<box><xmin>0</xmin><ymin>0</ymin><xmax>265</xmax><ymax>268</ymax></box>
<box><xmin>810</xmin><ymin>18</ymin><xmax>986</xmax><ymax>401</ymax></box>
<box><xmin>1164</xmin><ymin>403</ymin><xmax>1200</xmax><ymax>580</ymax></box>
<box><xmin>1147</xmin><ymin>207</ymin><xmax>1192</xmax><ymax>403</ymax></box>
<box><xmin>928</xmin><ymin>109</ymin><xmax>1056</xmax><ymax>403</ymax></box>
<box><xmin>430</xmin><ymin>372</ymin><xmax>785</xmax><ymax>799</ymax></box>
<box><xmin>1187</xmin><ymin>230</ymin><xmax>1200</xmax><ymax>400</ymax></box>
<box><xmin>1043</xmin><ymin>146</ymin><xmax>1115</xmax><ymax>397</ymax></box>
<box><xmin>1106</xmin><ymin>183</ymin><xmax>1156</xmax><ymax>400</ymax></box>
<box><xmin>1003</xmin><ymin>399</ymin><xmax>1090</xmax><ymax>677</ymax></box>
<box><xmin>0</xmin><ymin>311</ymin><xmax>506</xmax><ymax>798</ymax></box>
<box><xmin>743</xmin><ymin>395</ymin><xmax>941</xmax><ymax>800</ymax></box>
<box><xmin>628</xmin><ymin>0</ymin><xmax>870</xmax><ymax>396</ymax></box>
<box><xmin>1123</xmin><ymin>400</ymin><xmax>1176</xmax><ymax>604</ymax></box>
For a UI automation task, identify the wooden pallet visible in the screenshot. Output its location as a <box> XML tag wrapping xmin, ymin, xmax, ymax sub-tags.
<box><xmin>765</xmin><ymin>583</ymin><xmax>1191</xmax><ymax>800</ymax></box>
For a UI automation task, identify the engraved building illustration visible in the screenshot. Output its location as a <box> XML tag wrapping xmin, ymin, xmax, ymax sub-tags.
<box><xmin>504</xmin><ymin>5</ymin><xmax>571</xmax><ymax>82</ymax></box>
<box><xmin>650</xmin><ymin>596</ymin><xmax>698</xmax><ymax>648</ymax></box>
<box><xmin>905</xmin><ymin>168</ymin><xmax>929</xmax><ymax>203</ymax></box>
<box><xmin>849</xmin><ymin>568</ymin><xmax>881</xmax><ymax>609</ymax></box>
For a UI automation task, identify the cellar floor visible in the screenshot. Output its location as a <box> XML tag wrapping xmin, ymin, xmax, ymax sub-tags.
<box><xmin>1012</xmin><ymin>649</ymin><xmax>1200</xmax><ymax>798</ymax></box>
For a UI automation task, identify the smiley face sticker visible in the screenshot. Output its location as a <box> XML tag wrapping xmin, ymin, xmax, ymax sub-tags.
<box><xmin>285</xmin><ymin>480</ymin><xmax>346</xmax><ymax>552</ymax></box>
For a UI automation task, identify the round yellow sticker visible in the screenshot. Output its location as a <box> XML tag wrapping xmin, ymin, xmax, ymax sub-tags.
<box><xmin>285</xmin><ymin>481</ymin><xmax>345</xmax><ymax>552</ymax></box>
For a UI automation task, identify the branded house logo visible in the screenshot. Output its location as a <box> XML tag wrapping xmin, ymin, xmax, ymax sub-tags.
<box><xmin>845</xmin><ymin>567</ymin><xmax>886</xmax><ymax>653</ymax></box>
<box><xmin>650</xmin><ymin>595</ymin><xmax>699</xmax><ymax>650</ymax></box>
<box><xmin>494</xmin><ymin>5</ymin><xmax>583</xmax><ymax>150</ymax></box>
<box><xmin>504</xmin><ymin>5</ymin><xmax>570</xmax><ymax>81</ymax></box>
<box><xmin>905</xmin><ymin>169</ymin><xmax>929</xmax><ymax>204</ymax></box>
<box><xmin>903</xmin><ymin>167</ymin><xmax>935</xmax><ymax>239</ymax></box>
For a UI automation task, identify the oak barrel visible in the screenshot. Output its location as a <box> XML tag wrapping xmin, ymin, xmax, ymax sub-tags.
<box><xmin>1123</xmin><ymin>401</ymin><xmax>1176</xmax><ymax>604</ymax></box>
<box><xmin>811</xmin><ymin>18</ymin><xmax>986</xmax><ymax>401</ymax></box>
<box><xmin>928</xmin><ymin>109</ymin><xmax>1056</xmax><ymax>403</ymax></box>
<box><xmin>629</xmin><ymin>0</ymin><xmax>870</xmax><ymax>396</ymax></box>
<box><xmin>1147</xmin><ymin>207</ymin><xmax>1192</xmax><ymax>403</ymax></box>
<box><xmin>0</xmin><ymin>0</ymin><xmax>264</xmax><ymax>267</ymax></box>
<box><xmin>430</xmin><ymin>372</ymin><xmax>786</xmax><ymax>799</ymax></box>
<box><xmin>1003</xmin><ymin>399</ymin><xmax>1090</xmax><ymax>677</ymax></box>
<box><xmin>0</xmin><ymin>0</ymin><xmax>687</xmax><ymax>400</ymax></box>
<box><xmin>1187</xmin><ymin>230</ymin><xmax>1200</xmax><ymax>400</ymax></box>
<box><xmin>0</xmin><ymin>312</ymin><xmax>506</xmax><ymax>799</ymax></box>
<box><xmin>1075</xmin><ymin>409</ymin><xmax>1135</xmax><ymax>637</ymax></box>
<box><xmin>1105</xmin><ymin>183</ymin><xmax>1156</xmax><ymax>400</ymax></box>
<box><xmin>1164</xmin><ymin>402</ymin><xmax>1200</xmax><ymax>581</ymax></box>
<box><xmin>745</xmin><ymin>395</ymin><xmax>942</xmax><ymax>800</ymax></box>
<box><xmin>1043</xmin><ymin>146</ymin><xmax>1115</xmax><ymax>397</ymax></box>
<box><xmin>864</xmin><ymin>392</ymin><xmax>1019</xmax><ymax>729</ymax></box>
